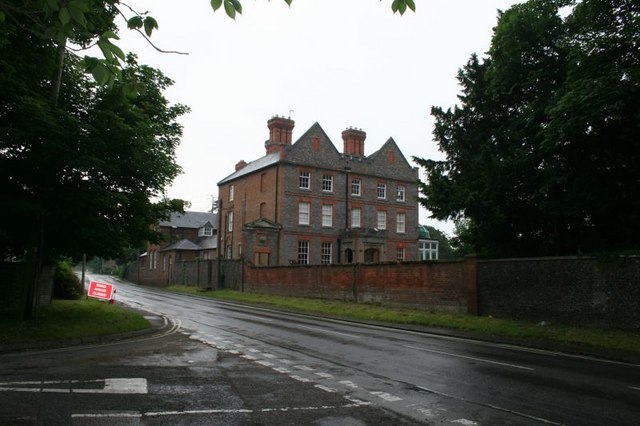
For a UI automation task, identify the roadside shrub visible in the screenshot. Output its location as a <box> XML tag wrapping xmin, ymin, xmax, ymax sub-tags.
<box><xmin>54</xmin><ymin>259</ymin><xmax>83</xmax><ymax>300</ymax></box>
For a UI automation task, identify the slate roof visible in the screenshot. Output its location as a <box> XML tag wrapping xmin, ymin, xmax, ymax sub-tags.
<box><xmin>218</xmin><ymin>152</ymin><xmax>281</xmax><ymax>185</ymax></box>
<box><xmin>160</xmin><ymin>239</ymin><xmax>200</xmax><ymax>252</ymax></box>
<box><xmin>197</xmin><ymin>237</ymin><xmax>218</xmax><ymax>250</ymax></box>
<box><xmin>159</xmin><ymin>211</ymin><xmax>217</xmax><ymax>229</ymax></box>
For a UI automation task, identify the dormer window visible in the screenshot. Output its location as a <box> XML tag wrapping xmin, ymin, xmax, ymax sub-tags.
<box><xmin>199</xmin><ymin>226</ymin><xmax>213</xmax><ymax>237</ymax></box>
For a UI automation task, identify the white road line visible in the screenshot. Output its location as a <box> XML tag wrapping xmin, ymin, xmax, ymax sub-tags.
<box><xmin>452</xmin><ymin>419</ymin><xmax>478</xmax><ymax>425</ymax></box>
<box><xmin>296</xmin><ymin>324</ymin><xmax>361</xmax><ymax>339</ymax></box>
<box><xmin>345</xmin><ymin>396</ymin><xmax>371</xmax><ymax>406</ymax></box>
<box><xmin>228</xmin><ymin>350</ymin><xmax>239</xmax><ymax>355</ymax></box>
<box><xmin>142</xmin><ymin>403</ymin><xmax>366</xmax><ymax>417</ymax></box>
<box><xmin>339</xmin><ymin>380</ymin><xmax>359</xmax><ymax>389</ymax></box>
<box><xmin>416</xmin><ymin>385</ymin><xmax>562</xmax><ymax>425</ymax></box>
<box><xmin>314</xmin><ymin>372</ymin><xmax>334</xmax><ymax>379</ymax></box>
<box><xmin>290</xmin><ymin>375</ymin><xmax>311</xmax><ymax>382</ymax></box>
<box><xmin>405</xmin><ymin>345</ymin><xmax>534</xmax><ymax>371</ymax></box>
<box><xmin>262</xmin><ymin>353</ymin><xmax>277</xmax><ymax>359</ymax></box>
<box><xmin>315</xmin><ymin>385</ymin><xmax>336</xmax><ymax>393</ymax></box>
<box><xmin>0</xmin><ymin>378</ymin><xmax>148</xmax><ymax>394</ymax></box>
<box><xmin>72</xmin><ymin>412</ymin><xmax>142</xmax><ymax>419</ymax></box>
<box><xmin>370</xmin><ymin>391</ymin><xmax>403</xmax><ymax>402</ymax></box>
<box><xmin>279</xmin><ymin>359</ymin><xmax>294</xmax><ymax>364</ymax></box>
<box><xmin>256</xmin><ymin>360</ymin><xmax>273</xmax><ymax>367</ymax></box>
<box><xmin>248</xmin><ymin>348</ymin><xmax>260</xmax><ymax>353</ymax></box>
<box><xmin>273</xmin><ymin>367</ymin><xmax>291</xmax><ymax>374</ymax></box>
<box><xmin>629</xmin><ymin>386</ymin><xmax>640</xmax><ymax>391</ymax></box>
<box><xmin>241</xmin><ymin>354</ymin><xmax>257</xmax><ymax>360</ymax></box>
<box><xmin>294</xmin><ymin>365</ymin><xmax>314</xmax><ymax>371</ymax></box>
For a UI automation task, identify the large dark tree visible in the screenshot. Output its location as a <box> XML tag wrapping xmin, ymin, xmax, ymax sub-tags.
<box><xmin>415</xmin><ymin>0</ymin><xmax>640</xmax><ymax>257</ymax></box>
<box><xmin>0</xmin><ymin>15</ymin><xmax>188</xmax><ymax>261</ymax></box>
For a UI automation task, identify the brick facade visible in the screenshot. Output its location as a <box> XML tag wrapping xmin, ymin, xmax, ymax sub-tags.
<box><xmin>218</xmin><ymin>116</ymin><xmax>420</xmax><ymax>266</ymax></box>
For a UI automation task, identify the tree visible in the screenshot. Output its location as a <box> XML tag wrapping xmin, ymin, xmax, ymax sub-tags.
<box><xmin>415</xmin><ymin>0</ymin><xmax>640</xmax><ymax>257</ymax></box>
<box><xmin>424</xmin><ymin>225</ymin><xmax>457</xmax><ymax>259</ymax></box>
<box><xmin>0</xmin><ymin>17</ymin><xmax>188</xmax><ymax>261</ymax></box>
<box><xmin>0</xmin><ymin>0</ymin><xmax>416</xmax><ymax>87</ymax></box>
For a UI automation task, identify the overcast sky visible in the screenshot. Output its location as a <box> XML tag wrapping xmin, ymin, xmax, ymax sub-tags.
<box><xmin>117</xmin><ymin>0</ymin><xmax>522</xmax><ymax>236</ymax></box>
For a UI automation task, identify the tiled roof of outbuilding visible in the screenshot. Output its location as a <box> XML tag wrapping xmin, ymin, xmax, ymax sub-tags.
<box><xmin>159</xmin><ymin>211</ymin><xmax>217</xmax><ymax>229</ymax></box>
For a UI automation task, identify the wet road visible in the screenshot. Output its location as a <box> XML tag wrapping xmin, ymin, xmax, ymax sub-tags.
<box><xmin>102</xmin><ymin>276</ymin><xmax>640</xmax><ymax>425</ymax></box>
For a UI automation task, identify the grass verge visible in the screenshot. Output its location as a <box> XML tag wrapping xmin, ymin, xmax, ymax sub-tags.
<box><xmin>168</xmin><ymin>286</ymin><xmax>640</xmax><ymax>354</ymax></box>
<box><xmin>0</xmin><ymin>298</ymin><xmax>150</xmax><ymax>345</ymax></box>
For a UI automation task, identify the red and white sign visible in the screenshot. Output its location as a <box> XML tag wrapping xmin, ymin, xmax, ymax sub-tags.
<box><xmin>88</xmin><ymin>281</ymin><xmax>114</xmax><ymax>301</ymax></box>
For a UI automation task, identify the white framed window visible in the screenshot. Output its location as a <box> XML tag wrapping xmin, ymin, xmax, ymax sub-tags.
<box><xmin>377</xmin><ymin>211</ymin><xmax>387</xmax><ymax>230</ymax></box>
<box><xmin>322</xmin><ymin>205</ymin><xmax>333</xmax><ymax>227</ymax></box>
<box><xmin>322</xmin><ymin>175</ymin><xmax>333</xmax><ymax>192</ymax></box>
<box><xmin>351</xmin><ymin>179</ymin><xmax>361</xmax><ymax>196</ymax></box>
<box><xmin>396</xmin><ymin>186</ymin><xmax>405</xmax><ymax>202</ymax></box>
<box><xmin>396</xmin><ymin>212</ymin><xmax>406</xmax><ymax>233</ymax></box>
<box><xmin>377</xmin><ymin>183</ymin><xmax>387</xmax><ymax>199</ymax></box>
<box><xmin>298</xmin><ymin>240</ymin><xmax>309</xmax><ymax>265</ymax></box>
<box><xmin>228</xmin><ymin>211</ymin><xmax>234</xmax><ymax>232</ymax></box>
<box><xmin>396</xmin><ymin>247</ymin><xmax>405</xmax><ymax>261</ymax></box>
<box><xmin>419</xmin><ymin>241</ymin><xmax>439</xmax><ymax>260</ymax></box>
<box><xmin>351</xmin><ymin>208</ymin><xmax>361</xmax><ymax>228</ymax></box>
<box><xmin>229</xmin><ymin>184</ymin><xmax>234</xmax><ymax>202</ymax></box>
<box><xmin>298</xmin><ymin>202</ymin><xmax>310</xmax><ymax>225</ymax></box>
<box><xmin>199</xmin><ymin>226</ymin><xmax>213</xmax><ymax>237</ymax></box>
<box><xmin>299</xmin><ymin>171</ymin><xmax>310</xmax><ymax>189</ymax></box>
<box><xmin>321</xmin><ymin>242</ymin><xmax>332</xmax><ymax>265</ymax></box>
<box><xmin>226</xmin><ymin>245</ymin><xmax>232</xmax><ymax>259</ymax></box>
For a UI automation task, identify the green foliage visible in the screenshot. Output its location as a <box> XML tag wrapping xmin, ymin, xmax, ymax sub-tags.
<box><xmin>53</xmin><ymin>259</ymin><xmax>83</xmax><ymax>299</ymax></box>
<box><xmin>416</xmin><ymin>0</ymin><xmax>640</xmax><ymax>257</ymax></box>
<box><xmin>424</xmin><ymin>225</ymin><xmax>458</xmax><ymax>259</ymax></box>
<box><xmin>0</xmin><ymin>298</ymin><xmax>150</xmax><ymax>344</ymax></box>
<box><xmin>0</xmin><ymin>14</ymin><xmax>189</xmax><ymax>260</ymax></box>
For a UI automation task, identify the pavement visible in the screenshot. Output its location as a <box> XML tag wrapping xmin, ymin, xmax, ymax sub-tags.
<box><xmin>2</xmin><ymin>300</ymin><xmax>639</xmax><ymax>366</ymax></box>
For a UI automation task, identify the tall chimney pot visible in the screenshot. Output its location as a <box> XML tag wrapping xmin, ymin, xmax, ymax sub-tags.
<box><xmin>342</xmin><ymin>127</ymin><xmax>366</xmax><ymax>157</ymax></box>
<box><xmin>265</xmin><ymin>116</ymin><xmax>295</xmax><ymax>154</ymax></box>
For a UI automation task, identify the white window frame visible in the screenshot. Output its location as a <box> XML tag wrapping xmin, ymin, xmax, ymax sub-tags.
<box><xmin>228</xmin><ymin>211</ymin><xmax>234</xmax><ymax>232</ymax></box>
<box><xmin>396</xmin><ymin>185</ymin><xmax>405</xmax><ymax>202</ymax></box>
<box><xmin>377</xmin><ymin>183</ymin><xmax>387</xmax><ymax>199</ymax></box>
<box><xmin>396</xmin><ymin>247</ymin><xmax>405</xmax><ymax>261</ymax></box>
<box><xmin>351</xmin><ymin>179</ymin><xmax>361</xmax><ymax>196</ymax></box>
<box><xmin>322</xmin><ymin>205</ymin><xmax>333</xmax><ymax>227</ymax></box>
<box><xmin>322</xmin><ymin>175</ymin><xmax>333</xmax><ymax>192</ymax></box>
<box><xmin>351</xmin><ymin>208</ymin><xmax>361</xmax><ymax>228</ymax></box>
<box><xmin>298</xmin><ymin>240</ymin><xmax>309</xmax><ymax>265</ymax></box>
<box><xmin>299</xmin><ymin>171</ymin><xmax>310</xmax><ymax>189</ymax></box>
<box><xmin>419</xmin><ymin>241</ymin><xmax>439</xmax><ymax>260</ymax></box>
<box><xmin>396</xmin><ymin>212</ymin><xmax>406</xmax><ymax>233</ymax></box>
<box><xmin>321</xmin><ymin>242</ymin><xmax>332</xmax><ymax>265</ymax></box>
<box><xmin>199</xmin><ymin>226</ymin><xmax>213</xmax><ymax>237</ymax></box>
<box><xmin>377</xmin><ymin>211</ymin><xmax>387</xmax><ymax>230</ymax></box>
<box><xmin>298</xmin><ymin>202</ymin><xmax>310</xmax><ymax>225</ymax></box>
<box><xmin>229</xmin><ymin>184</ymin><xmax>234</xmax><ymax>202</ymax></box>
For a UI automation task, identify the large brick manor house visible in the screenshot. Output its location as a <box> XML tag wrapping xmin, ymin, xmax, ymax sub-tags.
<box><xmin>217</xmin><ymin>116</ymin><xmax>420</xmax><ymax>266</ymax></box>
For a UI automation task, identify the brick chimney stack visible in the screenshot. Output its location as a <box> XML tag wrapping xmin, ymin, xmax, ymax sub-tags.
<box><xmin>342</xmin><ymin>127</ymin><xmax>366</xmax><ymax>157</ymax></box>
<box><xmin>235</xmin><ymin>160</ymin><xmax>247</xmax><ymax>171</ymax></box>
<box><xmin>265</xmin><ymin>115</ymin><xmax>295</xmax><ymax>154</ymax></box>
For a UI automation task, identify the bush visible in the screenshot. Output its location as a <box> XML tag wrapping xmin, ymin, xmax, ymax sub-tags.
<box><xmin>53</xmin><ymin>259</ymin><xmax>83</xmax><ymax>300</ymax></box>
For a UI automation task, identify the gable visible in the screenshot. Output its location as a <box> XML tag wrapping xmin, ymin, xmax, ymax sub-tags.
<box><xmin>367</xmin><ymin>138</ymin><xmax>417</xmax><ymax>181</ymax></box>
<box><xmin>285</xmin><ymin>122</ymin><xmax>343</xmax><ymax>168</ymax></box>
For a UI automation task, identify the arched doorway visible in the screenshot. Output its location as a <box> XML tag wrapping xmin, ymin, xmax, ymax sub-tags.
<box><xmin>344</xmin><ymin>248</ymin><xmax>354</xmax><ymax>263</ymax></box>
<box><xmin>364</xmin><ymin>248</ymin><xmax>379</xmax><ymax>263</ymax></box>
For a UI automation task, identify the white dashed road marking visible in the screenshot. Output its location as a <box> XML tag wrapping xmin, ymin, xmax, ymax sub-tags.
<box><xmin>370</xmin><ymin>391</ymin><xmax>403</xmax><ymax>402</ymax></box>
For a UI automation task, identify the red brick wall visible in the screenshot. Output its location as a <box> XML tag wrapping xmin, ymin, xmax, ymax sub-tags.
<box><xmin>243</xmin><ymin>257</ymin><xmax>478</xmax><ymax>314</ymax></box>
